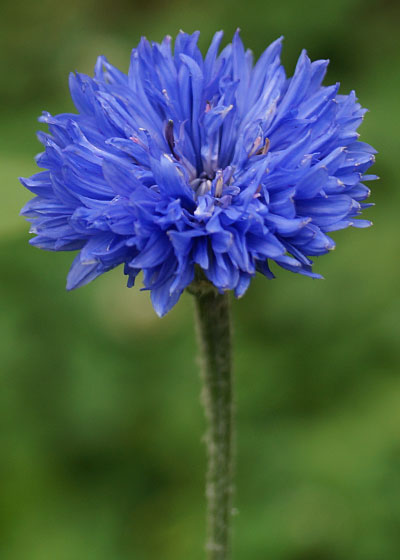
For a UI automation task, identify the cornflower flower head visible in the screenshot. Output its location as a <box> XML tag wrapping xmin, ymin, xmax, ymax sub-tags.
<box><xmin>20</xmin><ymin>30</ymin><xmax>376</xmax><ymax>316</ymax></box>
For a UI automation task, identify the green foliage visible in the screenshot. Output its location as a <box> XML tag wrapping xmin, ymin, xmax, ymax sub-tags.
<box><xmin>1</xmin><ymin>1</ymin><xmax>399</xmax><ymax>558</ymax></box>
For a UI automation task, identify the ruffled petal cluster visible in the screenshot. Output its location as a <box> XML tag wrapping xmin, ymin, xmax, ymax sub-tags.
<box><xmin>21</xmin><ymin>31</ymin><xmax>376</xmax><ymax>316</ymax></box>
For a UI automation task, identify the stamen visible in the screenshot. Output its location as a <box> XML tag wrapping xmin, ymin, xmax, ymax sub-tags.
<box><xmin>165</xmin><ymin>119</ymin><xmax>180</xmax><ymax>161</ymax></box>
<box><xmin>261</xmin><ymin>138</ymin><xmax>271</xmax><ymax>156</ymax></box>
<box><xmin>249</xmin><ymin>136</ymin><xmax>270</xmax><ymax>158</ymax></box>
<box><xmin>248</xmin><ymin>136</ymin><xmax>262</xmax><ymax>157</ymax></box>
<box><xmin>214</xmin><ymin>172</ymin><xmax>224</xmax><ymax>198</ymax></box>
<box><xmin>254</xmin><ymin>184</ymin><xmax>262</xmax><ymax>198</ymax></box>
<box><xmin>256</xmin><ymin>137</ymin><xmax>270</xmax><ymax>156</ymax></box>
<box><xmin>190</xmin><ymin>171</ymin><xmax>216</xmax><ymax>199</ymax></box>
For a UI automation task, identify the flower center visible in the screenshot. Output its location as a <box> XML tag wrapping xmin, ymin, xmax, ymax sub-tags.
<box><xmin>164</xmin><ymin>119</ymin><xmax>235</xmax><ymax>202</ymax></box>
<box><xmin>190</xmin><ymin>171</ymin><xmax>215</xmax><ymax>197</ymax></box>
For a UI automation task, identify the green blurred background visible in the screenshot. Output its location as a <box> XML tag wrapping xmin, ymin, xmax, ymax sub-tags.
<box><xmin>1</xmin><ymin>0</ymin><xmax>399</xmax><ymax>558</ymax></box>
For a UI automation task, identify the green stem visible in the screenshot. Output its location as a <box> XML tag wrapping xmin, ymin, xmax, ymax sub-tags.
<box><xmin>190</xmin><ymin>282</ymin><xmax>234</xmax><ymax>560</ymax></box>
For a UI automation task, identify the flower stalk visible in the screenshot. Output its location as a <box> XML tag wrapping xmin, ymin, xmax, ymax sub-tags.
<box><xmin>190</xmin><ymin>279</ymin><xmax>234</xmax><ymax>560</ymax></box>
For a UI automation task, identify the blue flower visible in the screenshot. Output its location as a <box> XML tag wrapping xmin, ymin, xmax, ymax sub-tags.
<box><xmin>20</xmin><ymin>31</ymin><xmax>376</xmax><ymax>316</ymax></box>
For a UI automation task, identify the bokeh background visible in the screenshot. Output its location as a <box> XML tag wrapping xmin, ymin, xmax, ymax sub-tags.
<box><xmin>1</xmin><ymin>1</ymin><xmax>399</xmax><ymax>558</ymax></box>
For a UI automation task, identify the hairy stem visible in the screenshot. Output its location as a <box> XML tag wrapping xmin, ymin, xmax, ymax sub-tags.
<box><xmin>190</xmin><ymin>283</ymin><xmax>234</xmax><ymax>560</ymax></box>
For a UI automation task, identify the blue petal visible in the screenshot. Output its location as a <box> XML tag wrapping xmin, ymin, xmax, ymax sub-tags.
<box><xmin>66</xmin><ymin>254</ymin><xmax>103</xmax><ymax>290</ymax></box>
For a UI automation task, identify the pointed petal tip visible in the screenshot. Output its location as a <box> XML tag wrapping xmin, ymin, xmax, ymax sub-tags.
<box><xmin>19</xmin><ymin>205</ymin><xmax>29</xmax><ymax>217</ymax></box>
<box><xmin>68</xmin><ymin>70</ymin><xmax>80</xmax><ymax>84</ymax></box>
<box><xmin>154</xmin><ymin>307</ymin><xmax>165</xmax><ymax>318</ymax></box>
<box><xmin>151</xmin><ymin>296</ymin><xmax>171</xmax><ymax>318</ymax></box>
<box><xmin>66</xmin><ymin>277</ymin><xmax>76</xmax><ymax>291</ymax></box>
